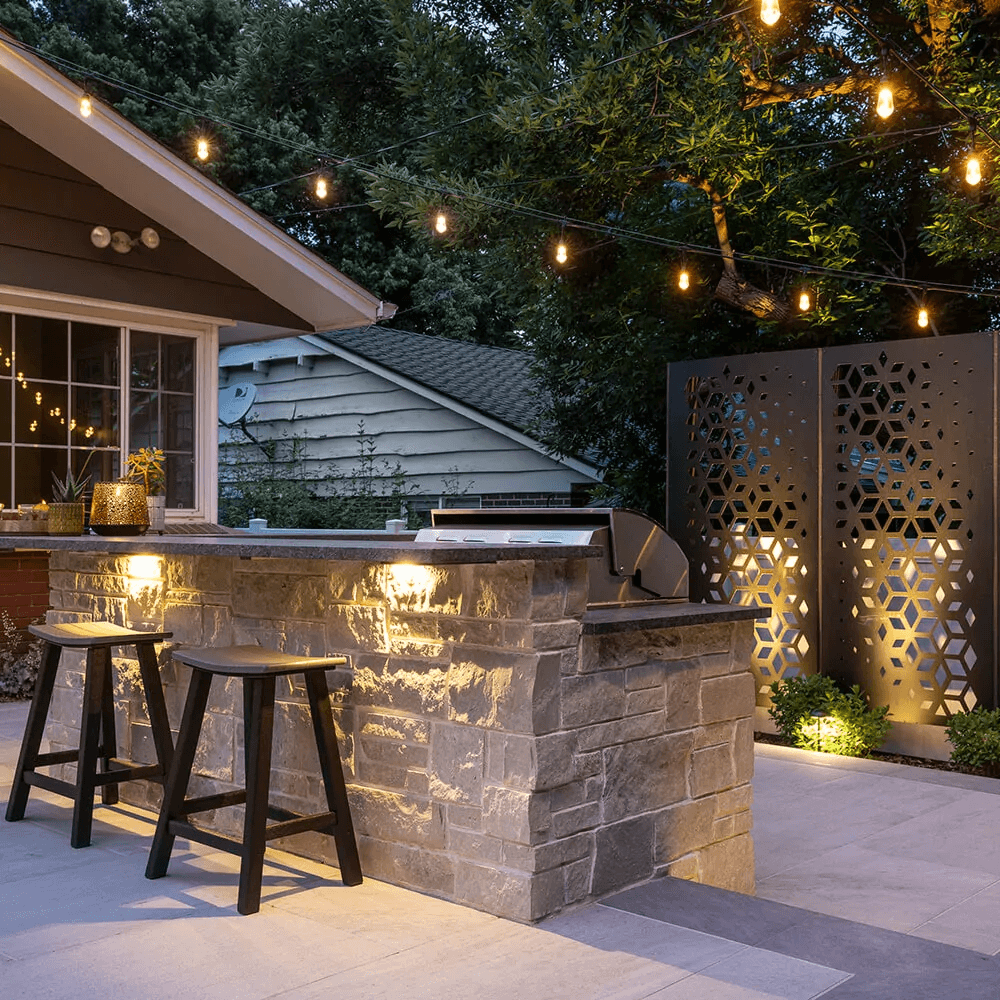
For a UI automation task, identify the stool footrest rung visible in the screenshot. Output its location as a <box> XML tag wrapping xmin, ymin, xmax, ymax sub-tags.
<box><xmin>92</xmin><ymin>763</ymin><xmax>162</xmax><ymax>785</ymax></box>
<box><xmin>25</xmin><ymin>772</ymin><xmax>76</xmax><ymax>798</ymax></box>
<box><xmin>33</xmin><ymin>749</ymin><xmax>79</xmax><ymax>767</ymax></box>
<box><xmin>176</xmin><ymin>790</ymin><xmax>248</xmax><ymax>815</ymax></box>
<box><xmin>265</xmin><ymin>810</ymin><xmax>336</xmax><ymax>841</ymax></box>
<box><xmin>167</xmin><ymin>819</ymin><xmax>240</xmax><ymax>857</ymax></box>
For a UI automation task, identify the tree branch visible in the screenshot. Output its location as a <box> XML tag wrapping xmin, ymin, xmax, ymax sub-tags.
<box><xmin>673</xmin><ymin>172</ymin><xmax>793</xmax><ymax>321</ymax></box>
<box><xmin>740</xmin><ymin>70</ymin><xmax>873</xmax><ymax>108</ymax></box>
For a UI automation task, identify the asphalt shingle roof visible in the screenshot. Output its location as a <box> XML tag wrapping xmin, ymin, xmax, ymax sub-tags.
<box><xmin>321</xmin><ymin>328</ymin><xmax>543</xmax><ymax>432</ymax></box>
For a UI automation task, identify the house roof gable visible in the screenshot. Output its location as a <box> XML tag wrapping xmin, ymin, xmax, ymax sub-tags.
<box><xmin>0</xmin><ymin>28</ymin><xmax>394</xmax><ymax>343</ymax></box>
<box><xmin>320</xmin><ymin>328</ymin><xmax>542</xmax><ymax>431</ymax></box>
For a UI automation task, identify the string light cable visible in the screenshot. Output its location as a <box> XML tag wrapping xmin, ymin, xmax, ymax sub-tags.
<box><xmin>828</xmin><ymin>2</ymin><xmax>1000</xmax><ymax>154</ymax></box>
<box><xmin>6</xmin><ymin>20</ymin><xmax>982</xmax><ymax>204</ymax></box>
<box><xmin>0</xmin><ymin>8</ymin><xmax>752</xmax><ymax>175</ymax></box>
<box><xmin>5</xmin><ymin>17</ymin><xmax>996</xmax><ymax>307</ymax></box>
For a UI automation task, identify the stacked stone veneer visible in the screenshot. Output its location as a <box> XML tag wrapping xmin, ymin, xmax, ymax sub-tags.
<box><xmin>44</xmin><ymin>549</ymin><xmax>755</xmax><ymax>921</ymax></box>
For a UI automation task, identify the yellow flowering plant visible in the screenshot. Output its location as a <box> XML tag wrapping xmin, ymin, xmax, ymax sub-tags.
<box><xmin>124</xmin><ymin>447</ymin><xmax>166</xmax><ymax>496</ymax></box>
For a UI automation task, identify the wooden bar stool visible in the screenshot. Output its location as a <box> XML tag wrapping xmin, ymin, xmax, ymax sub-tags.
<box><xmin>145</xmin><ymin>645</ymin><xmax>362</xmax><ymax>915</ymax></box>
<box><xmin>5</xmin><ymin>621</ymin><xmax>174</xmax><ymax>848</ymax></box>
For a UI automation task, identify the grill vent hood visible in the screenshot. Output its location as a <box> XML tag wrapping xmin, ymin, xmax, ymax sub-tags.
<box><xmin>418</xmin><ymin>508</ymin><xmax>689</xmax><ymax>607</ymax></box>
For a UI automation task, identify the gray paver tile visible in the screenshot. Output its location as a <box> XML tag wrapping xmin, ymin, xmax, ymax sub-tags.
<box><xmin>908</xmin><ymin>879</ymin><xmax>1000</xmax><ymax>955</ymax></box>
<box><xmin>756</xmin><ymin>839</ymin><xmax>996</xmax><ymax>933</ymax></box>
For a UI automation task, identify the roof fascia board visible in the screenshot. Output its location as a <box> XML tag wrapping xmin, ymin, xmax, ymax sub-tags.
<box><xmin>322</xmin><ymin>342</ymin><xmax>602</xmax><ymax>481</ymax></box>
<box><xmin>0</xmin><ymin>34</ymin><xmax>394</xmax><ymax>332</ymax></box>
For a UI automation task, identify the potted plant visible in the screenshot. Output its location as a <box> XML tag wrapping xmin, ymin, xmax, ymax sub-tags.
<box><xmin>125</xmin><ymin>447</ymin><xmax>166</xmax><ymax>532</ymax></box>
<box><xmin>50</xmin><ymin>466</ymin><xmax>91</xmax><ymax>535</ymax></box>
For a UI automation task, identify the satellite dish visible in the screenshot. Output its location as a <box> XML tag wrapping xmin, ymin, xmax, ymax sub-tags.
<box><xmin>219</xmin><ymin>383</ymin><xmax>257</xmax><ymax>426</ymax></box>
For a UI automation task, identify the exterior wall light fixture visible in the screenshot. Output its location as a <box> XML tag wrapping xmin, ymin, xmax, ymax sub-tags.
<box><xmin>91</xmin><ymin>226</ymin><xmax>160</xmax><ymax>254</ymax></box>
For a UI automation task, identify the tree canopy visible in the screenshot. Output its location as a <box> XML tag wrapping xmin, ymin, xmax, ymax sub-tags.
<box><xmin>2</xmin><ymin>0</ymin><xmax>999</xmax><ymax>516</ymax></box>
<box><xmin>371</xmin><ymin>0</ymin><xmax>1000</xmax><ymax>511</ymax></box>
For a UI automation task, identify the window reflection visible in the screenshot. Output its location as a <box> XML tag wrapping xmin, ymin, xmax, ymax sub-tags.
<box><xmin>0</xmin><ymin>313</ymin><xmax>196</xmax><ymax>510</ymax></box>
<box><xmin>72</xmin><ymin>323</ymin><xmax>119</xmax><ymax>386</ymax></box>
<box><xmin>15</xmin><ymin>315</ymin><xmax>67</xmax><ymax>382</ymax></box>
<box><xmin>130</xmin><ymin>332</ymin><xmax>195</xmax><ymax>508</ymax></box>
<box><xmin>15</xmin><ymin>385</ymin><xmax>67</xmax><ymax>445</ymax></box>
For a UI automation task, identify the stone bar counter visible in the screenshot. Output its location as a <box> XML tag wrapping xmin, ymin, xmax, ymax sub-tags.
<box><xmin>1</xmin><ymin>533</ymin><xmax>761</xmax><ymax>921</ymax></box>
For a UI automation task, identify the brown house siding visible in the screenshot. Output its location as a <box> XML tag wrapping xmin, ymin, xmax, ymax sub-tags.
<box><xmin>0</xmin><ymin>122</ymin><xmax>310</xmax><ymax>329</ymax></box>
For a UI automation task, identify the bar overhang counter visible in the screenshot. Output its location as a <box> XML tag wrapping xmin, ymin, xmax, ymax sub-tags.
<box><xmin>1</xmin><ymin>528</ymin><xmax>761</xmax><ymax>922</ymax></box>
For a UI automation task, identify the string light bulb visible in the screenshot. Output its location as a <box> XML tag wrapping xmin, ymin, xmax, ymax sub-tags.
<box><xmin>761</xmin><ymin>0</ymin><xmax>780</xmax><ymax>25</ymax></box>
<box><xmin>966</xmin><ymin>154</ymin><xmax>982</xmax><ymax>186</ymax></box>
<box><xmin>917</xmin><ymin>305</ymin><xmax>929</xmax><ymax>328</ymax></box>
<box><xmin>434</xmin><ymin>212</ymin><xmax>448</xmax><ymax>235</ymax></box>
<box><xmin>195</xmin><ymin>137</ymin><xmax>210</xmax><ymax>162</ymax></box>
<box><xmin>555</xmin><ymin>241</ymin><xmax>568</xmax><ymax>264</ymax></box>
<box><xmin>315</xmin><ymin>176</ymin><xmax>328</xmax><ymax>200</ymax></box>
<box><xmin>798</xmin><ymin>288</ymin><xmax>812</xmax><ymax>312</ymax></box>
<box><xmin>678</xmin><ymin>268</ymin><xmax>690</xmax><ymax>291</ymax></box>
<box><xmin>875</xmin><ymin>85</ymin><xmax>894</xmax><ymax>119</ymax></box>
<box><xmin>79</xmin><ymin>95</ymin><xmax>92</xmax><ymax>118</ymax></box>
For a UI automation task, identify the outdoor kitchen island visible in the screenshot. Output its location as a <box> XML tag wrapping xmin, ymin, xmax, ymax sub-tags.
<box><xmin>3</xmin><ymin>530</ymin><xmax>761</xmax><ymax>921</ymax></box>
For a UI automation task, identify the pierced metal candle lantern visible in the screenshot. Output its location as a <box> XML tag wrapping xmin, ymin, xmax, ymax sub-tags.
<box><xmin>89</xmin><ymin>482</ymin><xmax>149</xmax><ymax>535</ymax></box>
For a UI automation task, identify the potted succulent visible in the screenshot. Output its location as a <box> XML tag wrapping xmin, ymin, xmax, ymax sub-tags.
<box><xmin>50</xmin><ymin>466</ymin><xmax>91</xmax><ymax>535</ymax></box>
<box><xmin>125</xmin><ymin>447</ymin><xmax>166</xmax><ymax>532</ymax></box>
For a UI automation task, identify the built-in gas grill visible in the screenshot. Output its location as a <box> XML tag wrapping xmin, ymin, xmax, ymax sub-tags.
<box><xmin>416</xmin><ymin>508</ymin><xmax>689</xmax><ymax>607</ymax></box>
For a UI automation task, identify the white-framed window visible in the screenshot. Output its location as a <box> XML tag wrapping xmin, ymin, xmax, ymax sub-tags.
<box><xmin>0</xmin><ymin>292</ymin><xmax>218</xmax><ymax>520</ymax></box>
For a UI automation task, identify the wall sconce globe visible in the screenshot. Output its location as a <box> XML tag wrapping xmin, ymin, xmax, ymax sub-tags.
<box><xmin>110</xmin><ymin>230</ymin><xmax>134</xmax><ymax>254</ymax></box>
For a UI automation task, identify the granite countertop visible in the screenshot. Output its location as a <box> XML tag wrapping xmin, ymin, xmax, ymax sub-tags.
<box><xmin>0</xmin><ymin>531</ymin><xmax>603</xmax><ymax>565</ymax></box>
<box><xmin>582</xmin><ymin>601</ymin><xmax>767</xmax><ymax>633</ymax></box>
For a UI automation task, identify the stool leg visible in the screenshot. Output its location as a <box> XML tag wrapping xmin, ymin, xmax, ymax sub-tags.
<box><xmin>72</xmin><ymin>646</ymin><xmax>108</xmax><ymax>848</ymax></box>
<box><xmin>305</xmin><ymin>671</ymin><xmax>363</xmax><ymax>887</ymax></box>
<box><xmin>5</xmin><ymin>640</ymin><xmax>62</xmax><ymax>823</ymax></box>
<box><xmin>135</xmin><ymin>641</ymin><xmax>174</xmax><ymax>779</ymax></box>
<box><xmin>146</xmin><ymin>668</ymin><xmax>212</xmax><ymax>880</ymax></box>
<box><xmin>239</xmin><ymin>675</ymin><xmax>275</xmax><ymax>916</ymax></box>
<box><xmin>98</xmin><ymin>648</ymin><xmax>119</xmax><ymax>807</ymax></box>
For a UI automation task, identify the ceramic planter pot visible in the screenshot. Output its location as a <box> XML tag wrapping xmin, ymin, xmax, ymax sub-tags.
<box><xmin>146</xmin><ymin>494</ymin><xmax>166</xmax><ymax>533</ymax></box>
<box><xmin>48</xmin><ymin>502</ymin><xmax>85</xmax><ymax>535</ymax></box>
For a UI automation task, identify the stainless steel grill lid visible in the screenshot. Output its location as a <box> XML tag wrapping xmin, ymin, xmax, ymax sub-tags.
<box><xmin>417</xmin><ymin>508</ymin><xmax>689</xmax><ymax>607</ymax></box>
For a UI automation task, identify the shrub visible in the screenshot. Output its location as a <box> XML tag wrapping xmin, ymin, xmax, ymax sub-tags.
<box><xmin>218</xmin><ymin>423</ymin><xmax>420</xmax><ymax>530</ymax></box>
<box><xmin>944</xmin><ymin>709</ymin><xmax>1000</xmax><ymax>771</ymax></box>
<box><xmin>768</xmin><ymin>673</ymin><xmax>891</xmax><ymax>758</ymax></box>
<box><xmin>0</xmin><ymin>611</ymin><xmax>43</xmax><ymax>700</ymax></box>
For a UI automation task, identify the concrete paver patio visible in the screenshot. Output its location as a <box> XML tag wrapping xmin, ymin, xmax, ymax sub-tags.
<box><xmin>2</xmin><ymin>701</ymin><xmax>998</xmax><ymax>999</ymax></box>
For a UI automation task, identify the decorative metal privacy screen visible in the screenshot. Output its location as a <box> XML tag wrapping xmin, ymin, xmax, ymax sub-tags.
<box><xmin>668</xmin><ymin>333</ymin><xmax>996</xmax><ymax>725</ymax></box>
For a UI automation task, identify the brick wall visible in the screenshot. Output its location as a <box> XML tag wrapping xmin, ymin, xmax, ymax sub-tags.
<box><xmin>0</xmin><ymin>552</ymin><xmax>50</xmax><ymax>630</ymax></box>
<box><xmin>480</xmin><ymin>493</ymin><xmax>573</xmax><ymax>508</ymax></box>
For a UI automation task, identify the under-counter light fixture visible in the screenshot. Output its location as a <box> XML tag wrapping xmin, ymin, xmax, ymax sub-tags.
<box><xmin>91</xmin><ymin>226</ymin><xmax>160</xmax><ymax>254</ymax></box>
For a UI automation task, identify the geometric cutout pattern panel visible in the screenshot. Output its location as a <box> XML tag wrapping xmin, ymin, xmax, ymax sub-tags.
<box><xmin>821</xmin><ymin>338</ymin><xmax>995</xmax><ymax>723</ymax></box>
<box><xmin>667</xmin><ymin>352</ymin><xmax>820</xmax><ymax>699</ymax></box>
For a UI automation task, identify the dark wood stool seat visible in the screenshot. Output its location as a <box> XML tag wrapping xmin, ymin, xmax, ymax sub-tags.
<box><xmin>145</xmin><ymin>644</ymin><xmax>362</xmax><ymax>915</ymax></box>
<box><xmin>5</xmin><ymin>621</ymin><xmax>174</xmax><ymax>848</ymax></box>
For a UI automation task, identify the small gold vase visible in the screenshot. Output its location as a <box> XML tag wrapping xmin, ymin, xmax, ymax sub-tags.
<box><xmin>89</xmin><ymin>482</ymin><xmax>150</xmax><ymax>535</ymax></box>
<box><xmin>48</xmin><ymin>502</ymin><xmax>85</xmax><ymax>535</ymax></box>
